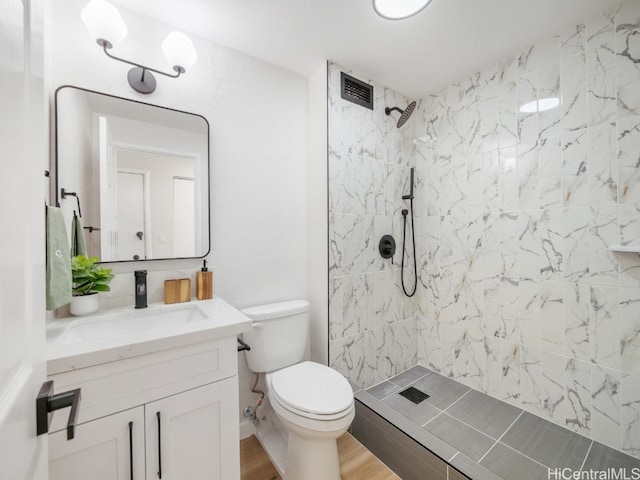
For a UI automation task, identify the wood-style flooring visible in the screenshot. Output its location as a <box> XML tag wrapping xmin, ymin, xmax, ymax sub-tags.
<box><xmin>240</xmin><ymin>432</ymin><xmax>401</xmax><ymax>480</ymax></box>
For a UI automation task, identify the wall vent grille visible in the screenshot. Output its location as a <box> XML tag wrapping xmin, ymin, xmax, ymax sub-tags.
<box><xmin>340</xmin><ymin>72</ymin><xmax>374</xmax><ymax>110</ymax></box>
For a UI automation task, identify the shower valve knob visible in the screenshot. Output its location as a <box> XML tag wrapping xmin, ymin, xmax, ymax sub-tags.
<box><xmin>379</xmin><ymin>235</ymin><xmax>396</xmax><ymax>262</ymax></box>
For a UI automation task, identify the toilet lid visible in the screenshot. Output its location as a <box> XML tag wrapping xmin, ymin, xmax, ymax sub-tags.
<box><xmin>270</xmin><ymin>361</ymin><xmax>353</xmax><ymax>415</ymax></box>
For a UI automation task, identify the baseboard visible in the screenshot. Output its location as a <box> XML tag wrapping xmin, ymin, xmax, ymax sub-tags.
<box><xmin>240</xmin><ymin>419</ymin><xmax>255</xmax><ymax>440</ymax></box>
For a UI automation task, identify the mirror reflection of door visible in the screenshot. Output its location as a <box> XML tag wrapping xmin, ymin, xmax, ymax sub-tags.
<box><xmin>114</xmin><ymin>148</ymin><xmax>197</xmax><ymax>260</ymax></box>
<box><xmin>173</xmin><ymin>177</ymin><xmax>196</xmax><ymax>257</ymax></box>
<box><xmin>117</xmin><ymin>171</ymin><xmax>148</xmax><ymax>260</ymax></box>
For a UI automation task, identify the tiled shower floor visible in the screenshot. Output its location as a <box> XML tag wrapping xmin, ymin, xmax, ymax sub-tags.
<box><xmin>357</xmin><ymin>365</ymin><xmax>640</xmax><ymax>479</ymax></box>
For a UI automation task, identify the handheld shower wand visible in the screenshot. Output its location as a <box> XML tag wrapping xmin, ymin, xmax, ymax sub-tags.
<box><xmin>402</xmin><ymin>168</ymin><xmax>414</xmax><ymax>200</ymax></box>
<box><xmin>401</xmin><ymin>168</ymin><xmax>417</xmax><ymax>297</ymax></box>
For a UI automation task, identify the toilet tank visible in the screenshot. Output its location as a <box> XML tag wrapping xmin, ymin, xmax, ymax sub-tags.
<box><xmin>241</xmin><ymin>300</ymin><xmax>309</xmax><ymax>373</ymax></box>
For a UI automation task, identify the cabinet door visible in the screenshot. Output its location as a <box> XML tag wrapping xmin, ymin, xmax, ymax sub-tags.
<box><xmin>145</xmin><ymin>377</ymin><xmax>240</xmax><ymax>480</ymax></box>
<box><xmin>49</xmin><ymin>406</ymin><xmax>145</xmax><ymax>480</ymax></box>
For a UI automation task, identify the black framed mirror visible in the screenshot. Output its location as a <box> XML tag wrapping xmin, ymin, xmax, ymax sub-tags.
<box><xmin>54</xmin><ymin>85</ymin><xmax>210</xmax><ymax>263</ymax></box>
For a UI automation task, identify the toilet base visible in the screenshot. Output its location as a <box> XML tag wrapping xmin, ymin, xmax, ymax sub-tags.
<box><xmin>255</xmin><ymin>395</ymin><xmax>353</xmax><ymax>480</ymax></box>
<box><xmin>285</xmin><ymin>430</ymin><xmax>341</xmax><ymax>480</ymax></box>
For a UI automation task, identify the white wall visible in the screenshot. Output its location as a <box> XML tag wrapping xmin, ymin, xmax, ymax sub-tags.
<box><xmin>307</xmin><ymin>62</ymin><xmax>328</xmax><ymax>365</ymax></box>
<box><xmin>50</xmin><ymin>0</ymin><xmax>309</xmax><ymax>433</ymax></box>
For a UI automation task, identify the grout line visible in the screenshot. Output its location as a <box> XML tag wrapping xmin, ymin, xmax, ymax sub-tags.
<box><xmin>495</xmin><ymin>410</ymin><xmax>524</xmax><ymax>444</ymax></box>
<box><xmin>378</xmin><ymin>387</ymin><xmax>401</xmax><ymax>401</ymax></box>
<box><xmin>441</xmin><ymin>388</ymin><xmax>472</xmax><ymax>413</ymax></box>
<box><xmin>487</xmin><ymin>440</ymin><xmax>552</xmax><ymax>471</ymax></box>
<box><xmin>389</xmin><ymin>372</ymin><xmax>430</xmax><ymax>389</ymax></box>
<box><xmin>477</xmin><ymin>440</ymin><xmax>500</xmax><ymax>464</ymax></box>
<box><xmin>432</xmin><ymin>409</ymin><xmax>501</xmax><ymax>442</ymax></box>
<box><xmin>474</xmin><ymin>411</ymin><xmax>527</xmax><ymax>470</ymax></box>
<box><xmin>579</xmin><ymin>441</ymin><xmax>594</xmax><ymax>471</ymax></box>
<box><xmin>421</xmin><ymin>410</ymin><xmax>444</xmax><ymax>428</ymax></box>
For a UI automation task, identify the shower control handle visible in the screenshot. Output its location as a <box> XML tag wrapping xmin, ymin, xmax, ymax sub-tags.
<box><xmin>379</xmin><ymin>235</ymin><xmax>396</xmax><ymax>263</ymax></box>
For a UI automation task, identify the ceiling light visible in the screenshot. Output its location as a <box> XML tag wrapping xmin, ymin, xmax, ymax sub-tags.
<box><xmin>373</xmin><ymin>0</ymin><xmax>433</xmax><ymax>20</ymax></box>
<box><xmin>519</xmin><ymin>97</ymin><xmax>560</xmax><ymax>113</ymax></box>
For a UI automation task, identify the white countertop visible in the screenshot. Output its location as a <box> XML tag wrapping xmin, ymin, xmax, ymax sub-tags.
<box><xmin>46</xmin><ymin>297</ymin><xmax>252</xmax><ymax>376</ymax></box>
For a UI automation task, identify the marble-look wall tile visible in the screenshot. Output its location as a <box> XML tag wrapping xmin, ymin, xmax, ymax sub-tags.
<box><xmin>329</xmin><ymin>275</ymin><xmax>356</xmax><ymax>341</ymax></box>
<box><xmin>620</xmin><ymin>373</ymin><xmax>640</xmax><ymax>457</ymax></box>
<box><xmin>538</xmin><ymin>137</ymin><xmax>564</xmax><ymax>209</ymax></box>
<box><xmin>329</xmin><ymin>333</ymin><xmax>366</xmax><ymax>387</ymax></box>
<box><xmin>502</xmin><ymin>341</ymin><xmax>521</xmax><ymax>406</ymax></box>
<box><xmin>615</xmin><ymin>1</ymin><xmax>640</xmax><ymax>120</ymax></box>
<box><xmin>542</xmin><ymin>352</ymin><xmax>567</xmax><ymax>424</ymax></box>
<box><xmin>590</xmin><ymin>285</ymin><xmax>621</xmax><ymax>369</ymax></box>
<box><xmin>562</xmin><ymin>129</ymin><xmax>588</xmax><ymax>207</ymax></box>
<box><xmin>563</xmin><ymin>208</ymin><xmax>590</xmax><ymax>282</ymax></box>
<box><xmin>538</xmin><ymin>63</ymin><xmax>561</xmax><ymax>139</ymax></box>
<box><xmin>586</xmin><ymin>9</ymin><xmax>616</xmax><ymax>127</ymax></box>
<box><xmin>394</xmin><ymin>318</ymin><xmax>419</xmax><ymax>374</ymax></box>
<box><xmin>484</xmin><ymin>336</ymin><xmax>503</xmax><ymax>398</ymax></box>
<box><xmin>539</xmin><ymin>281</ymin><xmax>565</xmax><ymax>354</ymax></box>
<box><xmin>330</xmin><ymin>2</ymin><xmax>640</xmax><ymax>459</ymax></box>
<box><xmin>328</xmin><ymin>62</ymin><xmax>418</xmax><ymax>389</ymax></box>
<box><xmin>364</xmin><ymin>325</ymin><xmax>396</xmax><ymax>386</ymax></box>
<box><xmin>589</xmin><ymin>206</ymin><xmax>619</xmax><ymax>287</ymax></box>
<box><xmin>566</xmin><ymin>359</ymin><xmax>591</xmax><ymax>435</ymax></box>
<box><xmin>520</xmin><ymin>345</ymin><xmax>545</xmax><ymax>416</ymax></box>
<box><xmin>517</xmin><ymin>143</ymin><xmax>539</xmax><ymax>210</ymax></box>
<box><xmin>617</xmin><ymin>117</ymin><xmax>640</xmax><ymax>205</ymax></box>
<box><xmin>591</xmin><ymin>364</ymin><xmax>621</xmax><ymax>449</ymax></box>
<box><xmin>560</xmin><ymin>25</ymin><xmax>588</xmax><ymax>134</ymax></box>
<box><xmin>564</xmin><ymin>282</ymin><xmax>591</xmax><ymax>362</ymax></box>
<box><xmin>452</xmin><ymin>328</ymin><xmax>485</xmax><ymax>392</ymax></box>
<box><xmin>587</xmin><ymin>123</ymin><xmax>617</xmax><ymax>207</ymax></box>
<box><xmin>620</xmin><ymin>288</ymin><xmax>640</xmax><ymax>376</ymax></box>
<box><xmin>407</xmin><ymin>2</ymin><xmax>640</xmax><ymax>460</ymax></box>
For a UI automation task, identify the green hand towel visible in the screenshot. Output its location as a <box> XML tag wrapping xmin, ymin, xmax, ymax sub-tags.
<box><xmin>71</xmin><ymin>213</ymin><xmax>87</xmax><ymax>257</ymax></box>
<box><xmin>46</xmin><ymin>206</ymin><xmax>72</xmax><ymax>310</ymax></box>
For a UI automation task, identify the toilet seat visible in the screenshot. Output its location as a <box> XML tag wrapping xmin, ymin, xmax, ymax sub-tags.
<box><xmin>267</xmin><ymin>361</ymin><xmax>354</xmax><ymax>421</ymax></box>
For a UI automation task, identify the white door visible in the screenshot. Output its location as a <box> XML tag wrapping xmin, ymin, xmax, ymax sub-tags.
<box><xmin>49</xmin><ymin>407</ymin><xmax>145</xmax><ymax>480</ymax></box>
<box><xmin>117</xmin><ymin>171</ymin><xmax>146</xmax><ymax>261</ymax></box>
<box><xmin>144</xmin><ymin>379</ymin><xmax>240</xmax><ymax>480</ymax></box>
<box><xmin>0</xmin><ymin>0</ymin><xmax>48</xmax><ymax>479</ymax></box>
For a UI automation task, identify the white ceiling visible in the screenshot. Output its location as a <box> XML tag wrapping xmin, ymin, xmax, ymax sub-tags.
<box><xmin>112</xmin><ymin>0</ymin><xmax>623</xmax><ymax>99</ymax></box>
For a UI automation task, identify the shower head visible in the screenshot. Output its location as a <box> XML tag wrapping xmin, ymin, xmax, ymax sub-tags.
<box><xmin>385</xmin><ymin>101</ymin><xmax>416</xmax><ymax>128</ymax></box>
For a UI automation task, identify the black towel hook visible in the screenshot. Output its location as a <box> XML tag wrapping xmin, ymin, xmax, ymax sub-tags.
<box><xmin>60</xmin><ymin>188</ymin><xmax>82</xmax><ymax>218</ymax></box>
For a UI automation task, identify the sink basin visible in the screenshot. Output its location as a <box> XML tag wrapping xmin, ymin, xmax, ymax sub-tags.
<box><xmin>57</xmin><ymin>304</ymin><xmax>210</xmax><ymax>345</ymax></box>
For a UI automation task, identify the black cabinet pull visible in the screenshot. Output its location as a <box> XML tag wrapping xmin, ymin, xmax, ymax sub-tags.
<box><xmin>156</xmin><ymin>412</ymin><xmax>162</xmax><ymax>479</ymax></box>
<box><xmin>128</xmin><ymin>421</ymin><xmax>134</xmax><ymax>480</ymax></box>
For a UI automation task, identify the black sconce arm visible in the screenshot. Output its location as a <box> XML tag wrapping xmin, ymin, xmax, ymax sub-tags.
<box><xmin>99</xmin><ymin>40</ymin><xmax>184</xmax><ymax>78</ymax></box>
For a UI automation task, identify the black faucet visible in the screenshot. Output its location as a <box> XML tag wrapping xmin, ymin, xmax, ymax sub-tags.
<box><xmin>134</xmin><ymin>270</ymin><xmax>147</xmax><ymax>309</ymax></box>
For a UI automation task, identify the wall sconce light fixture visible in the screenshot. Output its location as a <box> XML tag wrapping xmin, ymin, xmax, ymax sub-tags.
<box><xmin>81</xmin><ymin>0</ymin><xmax>198</xmax><ymax>94</ymax></box>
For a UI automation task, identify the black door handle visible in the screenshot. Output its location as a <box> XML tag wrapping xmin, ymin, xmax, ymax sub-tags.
<box><xmin>156</xmin><ymin>411</ymin><xmax>162</xmax><ymax>479</ymax></box>
<box><xmin>129</xmin><ymin>421</ymin><xmax>134</xmax><ymax>480</ymax></box>
<box><xmin>36</xmin><ymin>380</ymin><xmax>81</xmax><ymax>440</ymax></box>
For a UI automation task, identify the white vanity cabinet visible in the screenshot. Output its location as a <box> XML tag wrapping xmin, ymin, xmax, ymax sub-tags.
<box><xmin>47</xmin><ymin>336</ymin><xmax>241</xmax><ymax>480</ymax></box>
<box><xmin>49</xmin><ymin>406</ymin><xmax>145</xmax><ymax>480</ymax></box>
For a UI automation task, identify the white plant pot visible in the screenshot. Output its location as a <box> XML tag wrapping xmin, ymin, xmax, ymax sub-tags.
<box><xmin>70</xmin><ymin>293</ymin><xmax>100</xmax><ymax>316</ymax></box>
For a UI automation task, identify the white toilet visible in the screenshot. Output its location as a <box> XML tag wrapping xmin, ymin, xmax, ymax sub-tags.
<box><xmin>241</xmin><ymin>300</ymin><xmax>355</xmax><ymax>480</ymax></box>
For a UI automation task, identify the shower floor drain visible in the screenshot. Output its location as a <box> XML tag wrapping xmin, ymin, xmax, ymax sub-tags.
<box><xmin>399</xmin><ymin>386</ymin><xmax>430</xmax><ymax>404</ymax></box>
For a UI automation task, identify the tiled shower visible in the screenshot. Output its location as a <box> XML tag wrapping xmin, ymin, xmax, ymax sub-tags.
<box><xmin>329</xmin><ymin>0</ymin><xmax>640</xmax><ymax>461</ymax></box>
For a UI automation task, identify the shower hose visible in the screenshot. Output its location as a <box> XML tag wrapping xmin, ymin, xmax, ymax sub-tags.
<box><xmin>401</xmin><ymin>198</ymin><xmax>417</xmax><ymax>297</ymax></box>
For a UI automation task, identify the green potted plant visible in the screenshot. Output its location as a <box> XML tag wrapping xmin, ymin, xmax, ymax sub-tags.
<box><xmin>70</xmin><ymin>255</ymin><xmax>114</xmax><ymax>316</ymax></box>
